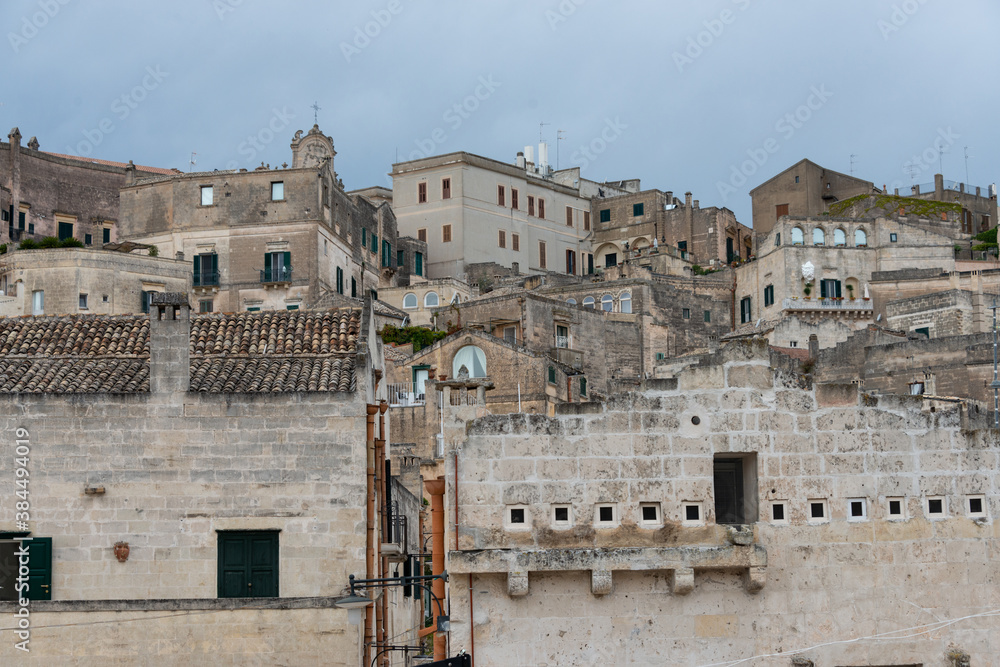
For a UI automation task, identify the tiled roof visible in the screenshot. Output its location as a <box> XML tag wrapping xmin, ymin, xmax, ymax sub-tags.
<box><xmin>0</xmin><ymin>309</ymin><xmax>361</xmax><ymax>394</ymax></box>
<box><xmin>42</xmin><ymin>151</ymin><xmax>180</xmax><ymax>175</ymax></box>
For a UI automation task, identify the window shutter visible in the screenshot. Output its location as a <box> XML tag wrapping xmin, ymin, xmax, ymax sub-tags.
<box><xmin>283</xmin><ymin>251</ymin><xmax>291</xmax><ymax>270</ymax></box>
<box><xmin>193</xmin><ymin>257</ymin><xmax>201</xmax><ymax>281</ymax></box>
<box><xmin>820</xmin><ymin>281</ymin><xmax>827</xmax><ymax>299</ymax></box>
<box><xmin>264</xmin><ymin>253</ymin><xmax>272</xmax><ymax>272</ymax></box>
<box><xmin>212</xmin><ymin>253</ymin><xmax>219</xmax><ymax>276</ymax></box>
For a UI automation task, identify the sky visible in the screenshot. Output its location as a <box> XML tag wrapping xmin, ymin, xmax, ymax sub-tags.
<box><xmin>3</xmin><ymin>0</ymin><xmax>999</xmax><ymax>225</ymax></box>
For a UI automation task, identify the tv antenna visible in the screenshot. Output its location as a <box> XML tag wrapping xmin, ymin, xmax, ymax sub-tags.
<box><xmin>189</xmin><ymin>152</ymin><xmax>197</xmax><ymax>173</ymax></box>
<box><xmin>849</xmin><ymin>154</ymin><xmax>857</xmax><ymax>175</ymax></box>
<box><xmin>311</xmin><ymin>101</ymin><xmax>322</xmax><ymax>125</ymax></box>
<box><xmin>539</xmin><ymin>121</ymin><xmax>549</xmax><ymax>143</ymax></box>
<box><xmin>964</xmin><ymin>146</ymin><xmax>972</xmax><ymax>185</ymax></box>
<box><xmin>557</xmin><ymin>130</ymin><xmax>565</xmax><ymax>170</ymax></box>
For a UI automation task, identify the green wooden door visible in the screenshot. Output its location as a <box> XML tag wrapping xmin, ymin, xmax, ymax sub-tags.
<box><xmin>27</xmin><ymin>537</ymin><xmax>51</xmax><ymax>600</ymax></box>
<box><xmin>218</xmin><ymin>532</ymin><xmax>278</xmax><ymax>598</ymax></box>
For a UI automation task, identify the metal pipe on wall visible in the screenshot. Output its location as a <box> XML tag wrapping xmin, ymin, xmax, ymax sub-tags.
<box><xmin>364</xmin><ymin>404</ymin><xmax>378</xmax><ymax>667</ymax></box>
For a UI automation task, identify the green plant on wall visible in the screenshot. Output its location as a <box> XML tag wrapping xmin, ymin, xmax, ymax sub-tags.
<box><xmin>803</xmin><ymin>282</ymin><xmax>813</xmax><ymax>297</ymax></box>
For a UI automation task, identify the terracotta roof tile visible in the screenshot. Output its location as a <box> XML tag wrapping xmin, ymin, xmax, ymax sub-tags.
<box><xmin>42</xmin><ymin>151</ymin><xmax>180</xmax><ymax>175</ymax></box>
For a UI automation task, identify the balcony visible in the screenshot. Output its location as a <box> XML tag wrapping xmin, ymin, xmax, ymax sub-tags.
<box><xmin>783</xmin><ymin>297</ymin><xmax>872</xmax><ymax>312</ymax></box>
<box><xmin>193</xmin><ymin>271</ymin><xmax>220</xmax><ymax>288</ymax></box>
<box><xmin>387</xmin><ymin>381</ymin><xmax>425</xmax><ymax>407</ymax></box>
<box><xmin>380</xmin><ymin>501</ymin><xmax>409</xmax><ymax>563</ymax></box>
<box><xmin>260</xmin><ymin>266</ymin><xmax>292</xmax><ymax>285</ymax></box>
<box><xmin>555</xmin><ymin>335</ymin><xmax>570</xmax><ymax>349</ymax></box>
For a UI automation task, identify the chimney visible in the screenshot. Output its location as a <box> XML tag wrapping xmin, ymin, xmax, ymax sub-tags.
<box><xmin>934</xmin><ymin>173</ymin><xmax>944</xmax><ymax>199</ymax></box>
<box><xmin>684</xmin><ymin>192</ymin><xmax>692</xmax><ymax>207</ymax></box>
<box><xmin>125</xmin><ymin>160</ymin><xmax>137</xmax><ymax>186</ymax></box>
<box><xmin>538</xmin><ymin>143</ymin><xmax>549</xmax><ymax>173</ymax></box>
<box><xmin>511</xmin><ymin>261</ymin><xmax>519</xmax><ymax>275</ymax></box>
<box><xmin>693</xmin><ymin>200</ymin><xmax>700</xmax><ymax>209</ymax></box>
<box><xmin>149</xmin><ymin>292</ymin><xmax>190</xmax><ymax>394</ymax></box>
<box><xmin>516</xmin><ymin>151</ymin><xmax>525</xmax><ymax>169</ymax></box>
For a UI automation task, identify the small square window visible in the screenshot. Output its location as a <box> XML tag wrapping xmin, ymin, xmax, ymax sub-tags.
<box><xmin>926</xmin><ymin>496</ymin><xmax>945</xmax><ymax>517</ymax></box>
<box><xmin>199</xmin><ymin>300</ymin><xmax>213</xmax><ymax>313</ymax></box>
<box><xmin>794</xmin><ymin>176</ymin><xmax>800</xmax><ymax>184</ymax></box>
<box><xmin>770</xmin><ymin>501</ymin><xmax>787</xmax><ymax>524</ymax></box>
<box><xmin>78</xmin><ymin>294</ymin><xmax>88</xmax><ymax>309</ymax></box>
<box><xmin>682</xmin><ymin>308</ymin><xmax>690</xmax><ymax>319</ymax></box>
<box><xmin>633</xmin><ymin>202</ymin><xmax>644</xmax><ymax>217</ymax></box>
<box><xmin>552</xmin><ymin>505</ymin><xmax>571</xmax><ymax>526</ymax></box>
<box><xmin>890</xmin><ymin>232</ymin><xmax>898</xmax><ymax>243</ymax></box>
<box><xmin>200</xmin><ymin>185</ymin><xmax>214</xmax><ymax>206</ymax></box>
<box><xmin>271</xmin><ymin>181</ymin><xmax>284</xmax><ymax>200</ymax></box>
<box><xmin>102</xmin><ymin>295</ymin><xmax>109</xmax><ymax>303</ymax></box>
<box><xmin>640</xmin><ymin>503</ymin><xmax>660</xmax><ymax>525</ymax></box>
<box><xmin>808</xmin><ymin>499</ymin><xmax>828</xmax><ymax>522</ymax></box>
<box><xmin>510</xmin><ymin>508</ymin><xmax>525</xmax><ymax>524</ymax></box>
<box><xmin>682</xmin><ymin>502</ymin><xmax>703</xmax><ymax>526</ymax></box>
<box><xmin>596</xmin><ymin>504</ymin><xmax>616</xmax><ymax>525</ymax></box>
<box><xmin>848</xmin><ymin>498</ymin><xmax>867</xmax><ymax>521</ymax></box>
<box><xmin>967</xmin><ymin>495</ymin><xmax>986</xmax><ymax>518</ymax></box>
<box><xmin>506</xmin><ymin>505</ymin><xmax>530</xmax><ymax>529</ymax></box>
<box><xmin>887</xmin><ymin>497</ymin><xmax>905</xmax><ymax>519</ymax></box>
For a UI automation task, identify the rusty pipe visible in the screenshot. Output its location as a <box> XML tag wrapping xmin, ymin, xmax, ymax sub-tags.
<box><xmin>425</xmin><ymin>477</ymin><xmax>447</xmax><ymax>662</ymax></box>
<box><xmin>364</xmin><ymin>404</ymin><xmax>378</xmax><ymax>667</ymax></box>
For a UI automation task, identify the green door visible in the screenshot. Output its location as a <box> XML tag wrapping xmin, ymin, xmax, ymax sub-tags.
<box><xmin>218</xmin><ymin>532</ymin><xmax>278</xmax><ymax>598</ymax></box>
<box><xmin>27</xmin><ymin>537</ymin><xmax>51</xmax><ymax>600</ymax></box>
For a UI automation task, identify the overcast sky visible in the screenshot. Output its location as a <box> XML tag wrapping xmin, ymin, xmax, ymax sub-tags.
<box><xmin>4</xmin><ymin>0</ymin><xmax>999</xmax><ymax>224</ymax></box>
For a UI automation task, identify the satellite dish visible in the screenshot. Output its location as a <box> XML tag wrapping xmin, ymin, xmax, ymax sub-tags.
<box><xmin>755</xmin><ymin>318</ymin><xmax>762</xmax><ymax>328</ymax></box>
<box><xmin>876</xmin><ymin>314</ymin><xmax>882</xmax><ymax>322</ymax></box>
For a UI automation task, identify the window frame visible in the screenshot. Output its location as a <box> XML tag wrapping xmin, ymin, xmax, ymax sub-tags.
<box><xmin>497</xmin><ymin>185</ymin><xmax>505</xmax><ymax>207</ymax></box>
<box><xmin>442</xmin><ymin>224</ymin><xmax>452</xmax><ymax>243</ymax></box>
<box><xmin>402</xmin><ymin>293</ymin><xmax>417</xmax><ymax>309</ymax></box>
<box><xmin>270</xmin><ymin>181</ymin><xmax>284</xmax><ymax>201</ymax></box>
<box><xmin>417</xmin><ymin>182</ymin><xmax>427</xmax><ymax>204</ymax></box>
<box><xmin>498</xmin><ymin>230</ymin><xmax>506</xmax><ymax>249</ymax></box>
<box><xmin>200</xmin><ymin>185</ymin><xmax>214</xmax><ymax>207</ymax></box>
<box><xmin>217</xmin><ymin>530</ymin><xmax>279</xmax><ymax>598</ymax></box>
<box><xmin>441</xmin><ymin>178</ymin><xmax>451</xmax><ymax>200</ymax></box>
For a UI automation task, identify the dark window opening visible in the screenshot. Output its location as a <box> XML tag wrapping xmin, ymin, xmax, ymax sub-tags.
<box><xmin>810</xmin><ymin>502</ymin><xmax>825</xmax><ymax>519</ymax></box>
<box><xmin>554</xmin><ymin>507</ymin><xmax>569</xmax><ymax>522</ymax></box>
<box><xmin>969</xmin><ymin>497</ymin><xmax>983</xmax><ymax>514</ymax></box>
<box><xmin>685</xmin><ymin>505</ymin><xmax>700</xmax><ymax>522</ymax></box>
<box><xmin>598</xmin><ymin>506</ymin><xmax>614</xmax><ymax>522</ymax></box>
<box><xmin>0</xmin><ymin>536</ymin><xmax>52</xmax><ymax>601</ymax></box>
<box><xmin>771</xmin><ymin>503</ymin><xmax>785</xmax><ymax>521</ymax></box>
<box><xmin>889</xmin><ymin>499</ymin><xmax>902</xmax><ymax>516</ymax></box>
<box><xmin>509</xmin><ymin>508</ymin><xmax>525</xmax><ymax>524</ymax></box>
<box><xmin>928</xmin><ymin>498</ymin><xmax>943</xmax><ymax>514</ymax></box>
<box><xmin>713</xmin><ymin>455</ymin><xmax>757</xmax><ymax>525</ymax></box>
<box><xmin>633</xmin><ymin>202</ymin><xmax>644</xmax><ymax>217</ymax></box>
<box><xmin>599</xmin><ymin>209</ymin><xmax>610</xmax><ymax>223</ymax></box>
<box><xmin>850</xmin><ymin>500</ymin><xmax>865</xmax><ymax>518</ymax></box>
<box><xmin>642</xmin><ymin>505</ymin><xmax>658</xmax><ymax>522</ymax></box>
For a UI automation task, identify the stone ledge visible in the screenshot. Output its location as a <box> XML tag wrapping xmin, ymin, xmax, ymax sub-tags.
<box><xmin>0</xmin><ymin>596</ymin><xmax>341</xmax><ymax>613</ymax></box>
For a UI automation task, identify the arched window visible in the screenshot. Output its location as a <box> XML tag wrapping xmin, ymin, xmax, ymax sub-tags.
<box><xmin>424</xmin><ymin>291</ymin><xmax>439</xmax><ymax>307</ymax></box>
<box><xmin>834</xmin><ymin>228</ymin><xmax>846</xmax><ymax>246</ymax></box>
<box><xmin>601</xmin><ymin>294</ymin><xmax>614</xmax><ymax>312</ymax></box>
<box><xmin>791</xmin><ymin>227</ymin><xmax>804</xmax><ymax>245</ymax></box>
<box><xmin>583</xmin><ymin>296</ymin><xmax>595</xmax><ymax>309</ymax></box>
<box><xmin>619</xmin><ymin>292</ymin><xmax>632</xmax><ymax>313</ymax></box>
<box><xmin>566</xmin><ymin>298</ymin><xmax>577</xmax><ymax>305</ymax></box>
<box><xmin>452</xmin><ymin>345</ymin><xmax>487</xmax><ymax>378</ymax></box>
<box><xmin>813</xmin><ymin>228</ymin><xmax>825</xmax><ymax>245</ymax></box>
<box><xmin>402</xmin><ymin>293</ymin><xmax>417</xmax><ymax>309</ymax></box>
<box><xmin>855</xmin><ymin>228</ymin><xmax>867</xmax><ymax>246</ymax></box>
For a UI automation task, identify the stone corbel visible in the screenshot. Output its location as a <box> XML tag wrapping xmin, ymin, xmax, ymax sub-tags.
<box><xmin>745</xmin><ymin>565</ymin><xmax>766</xmax><ymax>593</ymax></box>
<box><xmin>671</xmin><ymin>567</ymin><xmax>694</xmax><ymax>595</ymax></box>
<box><xmin>507</xmin><ymin>570</ymin><xmax>529</xmax><ymax>597</ymax></box>
<box><xmin>591</xmin><ymin>569</ymin><xmax>613</xmax><ymax>596</ymax></box>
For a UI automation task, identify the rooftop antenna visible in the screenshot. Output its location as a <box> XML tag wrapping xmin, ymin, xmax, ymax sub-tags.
<box><xmin>557</xmin><ymin>130</ymin><xmax>565</xmax><ymax>171</ymax></box>
<box><xmin>311</xmin><ymin>101</ymin><xmax>322</xmax><ymax>125</ymax></box>
<box><xmin>964</xmin><ymin>146</ymin><xmax>971</xmax><ymax>185</ymax></box>
<box><xmin>991</xmin><ymin>295</ymin><xmax>999</xmax><ymax>427</ymax></box>
<box><xmin>939</xmin><ymin>142</ymin><xmax>948</xmax><ymax>176</ymax></box>
<box><xmin>539</xmin><ymin>121</ymin><xmax>549</xmax><ymax>143</ymax></box>
<box><xmin>189</xmin><ymin>152</ymin><xmax>197</xmax><ymax>173</ymax></box>
<box><xmin>905</xmin><ymin>163</ymin><xmax>920</xmax><ymax>184</ymax></box>
<box><xmin>849</xmin><ymin>154</ymin><xmax>857</xmax><ymax>176</ymax></box>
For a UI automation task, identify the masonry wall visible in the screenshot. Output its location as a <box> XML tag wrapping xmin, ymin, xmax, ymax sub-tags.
<box><xmin>445</xmin><ymin>342</ymin><xmax>1000</xmax><ymax>665</ymax></box>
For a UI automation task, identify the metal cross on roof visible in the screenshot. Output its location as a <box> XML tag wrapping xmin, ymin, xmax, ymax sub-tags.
<box><xmin>311</xmin><ymin>101</ymin><xmax>321</xmax><ymax>124</ymax></box>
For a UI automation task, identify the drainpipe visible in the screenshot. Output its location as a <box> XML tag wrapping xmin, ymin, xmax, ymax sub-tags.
<box><xmin>425</xmin><ymin>477</ymin><xmax>447</xmax><ymax>662</ymax></box>
<box><xmin>364</xmin><ymin>404</ymin><xmax>378</xmax><ymax>667</ymax></box>
<box><xmin>374</xmin><ymin>428</ymin><xmax>385</xmax><ymax>664</ymax></box>
<box><xmin>378</xmin><ymin>401</ymin><xmax>389</xmax><ymax>667</ymax></box>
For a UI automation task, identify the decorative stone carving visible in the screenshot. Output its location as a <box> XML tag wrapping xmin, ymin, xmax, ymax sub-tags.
<box><xmin>801</xmin><ymin>261</ymin><xmax>815</xmax><ymax>281</ymax></box>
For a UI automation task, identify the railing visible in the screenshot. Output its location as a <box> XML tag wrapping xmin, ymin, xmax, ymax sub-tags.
<box><xmin>555</xmin><ymin>335</ymin><xmax>570</xmax><ymax>349</ymax></box>
<box><xmin>387</xmin><ymin>382</ymin><xmax>425</xmax><ymax>406</ymax></box>
<box><xmin>783</xmin><ymin>297</ymin><xmax>873</xmax><ymax>311</ymax></box>
<box><xmin>449</xmin><ymin>390</ymin><xmax>480</xmax><ymax>406</ymax></box>
<box><xmin>260</xmin><ymin>266</ymin><xmax>293</xmax><ymax>284</ymax></box>
<box><xmin>382</xmin><ymin>501</ymin><xmax>408</xmax><ymax>548</ymax></box>
<box><xmin>193</xmin><ymin>271</ymin><xmax>220</xmax><ymax>287</ymax></box>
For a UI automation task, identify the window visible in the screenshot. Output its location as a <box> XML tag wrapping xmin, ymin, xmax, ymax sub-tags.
<box><xmin>271</xmin><ymin>182</ymin><xmax>284</xmax><ymax>200</ymax></box>
<box><xmin>511</xmin><ymin>188</ymin><xmax>519</xmax><ymax>210</ymax></box>
<box><xmin>286</xmin><ymin>304</ymin><xmax>299</xmax><ymax>311</ymax></box>
<box><xmin>512</xmin><ymin>233</ymin><xmax>520</xmax><ymax>252</ymax></box>
<box><xmin>397</xmin><ymin>249</ymin><xmax>404</xmax><ymax>268</ymax></box>
<box><xmin>599</xmin><ymin>209</ymin><xmax>610</xmax><ymax>223</ymax></box>
<box><xmin>402</xmin><ymin>293</ymin><xmax>417</xmax><ymax>309</ymax></box>
<box><xmin>102</xmin><ymin>295</ymin><xmax>109</xmax><ymax>303</ymax></box>
<box><xmin>442</xmin><ymin>224</ymin><xmax>452</xmax><ymax>243</ymax></box>
<box><xmin>855</xmin><ymin>228</ymin><xmax>867</xmax><ymax>246</ymax></box>
<box><xmin>604</xmin><ymin>252</ymin><xmax>618</xmax><ymax>268</ymax></box>
<box><xmin>681</xmin><ymin>502</ymin><xmax>705</xmax><ymax>526</ymax></box>
<box><xmin>713</xmin><ymin>455</ymin><xmax>757</xmax><ymax>525</ymax></box>
<box><xmin>808</xmin><ymin>499</ymin><xmax>828</xmax><ymax>523</ymax></box>
<box><xmin>620</xmin><ymin>292</ymin><xmax>632</xmax><ymax>314</ymax></box>
<box><xmin>79</xmin><ymin>294</ymin><xmax>88</xmax><ymax>310</ymax></box>
<box><xmin>775</xmin><ymin>233</ymin><xmax>781</xmax><ymax>246</ymax></box>
<box><xmin>424</xmin><ymin>292</ymin><xmax>439</xmax><ymax>307</ymax></box>
<box><xmin>812</xmin><ymin>227</ymin><xmax>825</xmax><ymax>245</ymax></box>
<box><xmin>887</xmin><ymin>497</ymin><xmax>905</xmax><ymax>519</ymax></box>
<box><xmin>538</xmin><ymin>241</ymin><xmax>546</xmax><ymax>269</ymax></box>
<box><xmin>453</xmin><ymin>345</ymin><xmax>487</xmax><ymax>377</ymax></box>
<box><xmin>103</xmin><ymin>227</ymin><xmax>111</xmax><ymax>244</ymax></box>
<box><xmin>682</xmin><ymin>308</ymin><xmax>690</xmax><ymax>319</ymax></box>
<box><xmin>371</xmin><ymin>232</ymin><xmax>378</xmax><ymax>254</ymax></box>
<box><xmin>503</xmin><ymin>326</ymin><xmax>517</xmax><ymax>344</ymax></box>
<box><xmin>528</xmin><ymin>196</ymin><xmax>535</xmax><ymax>217</ymax></box>
<box><xmin>890</xmin><ymin>232</ymin><xmax>898</xmax><ymax>243</ymax></box>
<box><xmin>417</xmin><ymin>228</ymin><xmax>427</xmax><ymax>243</ymax></box>
<box><xmin>538</xmin><ymin>198</ymin><xmax>545</xmax><ymax>219</ymax></box>
<box><xmin>32</xmin><ymin>290</ymin><xmax>43</xmax><ymax>315</ymax></box>
<box><xmin>789</xmin><ymin>341</ymin><xmax>798</xmax><ymax>348</ymax></box>
<box><xmin>583</xmin><ymin>296</ymin><xmax>595</xmax><ymax>309</ymax></box>
<box><xmin>834</xmin><ymin>228</ymin><xmax>846</xmax><ymax>246</ymax></box>
<box><xmin>770</xmin><ymin>501</ymin><xmax>787</xmax><ymax>524</ymax></box>
<box><xmin>200</xmin><ymin>185</ymin><xmax>214</xmax><ymax>206</ymax></box>
<box><xmin>441</xmin><ymin>178</ymin><xmax>451</xmax><ymax>200</ymax></box>
<box><xmin>498</xmin><ymin>230</ymin><xmax>506</xmax><ymax>248</ymax></box>
<box><xmin>926</xmin><ymin>496</ymin><xmax>945</xmax><ymax>518</ymax></box>
<box><xmin>506</xmin><ymin>506</ymin><xmax>527</xmax><ymax>528</ymax></box>
<box><xmin>194</xmin><ymin>253</ymin><xmax>219</xmax><ymax>287</ymax></box>
<box><xmin>382</xmin><ymin>240</ymin><xmax>391</xmax><ymax>267</ymax></box>
<box><xmin>775</xmin><ymin>203</ymin><xmax>789</xmax><ymax>220</ymax></box>
<box><xmin>84</xmin><ymin>233</ymin><xmax>92</xmax><ymax>245</ymax></box>
<box><xmin>217</xmin><ymin>531</ymin><xmax>279</xmax><ymax>598</ymax></box>
<box><xmin>704</xmin><ymin>310</ymin><xmax>711</xmax><ymax>323</ymax></box>
<box><xmin>556</xmin><ymin>324</ymin><xmax>569</xmax><ymax>349</ymax></box>
<box><xmin>633</xmin><ymin>202</ymin><xmax>644</xmax><ymax>217</ymax></box>
<box><xmin>595</xmin><ymin>504</ymin><xmax>616</xmax><ymax>525</ymax></box>
<box><xmin>547</xmin><ymin>365</ymin><xmax>556</xmax><ymax>384</ymax></box>
<box><xmin>0</xmin><ymin>536</ymin><xmax>52</xmax><ymax>601</ymax></box>
<box><xmin>848</xmin><ymin>498</ymin><xmax>867</xmax><ymax>521</ymax></box>
<box><xmin>351</xmin><ymin>277</ymin><xmax>357</xmax><ymax>298</ymax></box>
<box><xmin>579</xmin><ymin>377</ymin><xmax>587</xmax><ymax>397</ymax></box>
<box><xmin>199</xmin><ymin>299</ymin><xmax>213</xmax><ymax>313</ymax></box>
<box><xmin>640</xmin><ymin>503</ymin><xmax>661</xmax><ymax>525</ymax></box>
<box><xmin>967</xmin><ymin>495</ymin><xmax>986</xmax><ymax>518</ymax></box>
<box><xmin>566</xmin><ymin>206</ymin><xmax>573</xmax><ymax>226</ymax></box>
<box><xmin>584</xmin><ymin>211</ymin><xmax>590</xmax><ymax>231</ymax></box>
<box><xmin>414</xmin><ymin>252</ymin><xmax>423</xmax><ymax>276</ymax></box>
<box><xmin>794</xmin><ymin>176</ymin><xmax>800</xmax><ymax>184</ymax></box>
<box><xmin>820</xmin><ymin>279</ymin><xmax>841</xmax><ymax>299</ymax></box>
<box><xmin>740</xmin><ymin>296</ymin><xmax>752</xmax><ymax>324</ymax></box>
<box><xmin>914</xmin><ymin>326</ymin><xmax>930</xmax><ymax>339</ymax></box>
<box><xmin>263</xmin><ymin>251</ymin><xmax>291</xmax><ymax>283</ymax></box>
<box><xmin>336</xmin><ymin>267</ymin><xmax>344</xmax><ymax>294</ymax></box>
<box><xmin>565</xmin><ymin>249</ymin><xmax>575</xmax><ymax>275</ymax></box>
<box><xmin>58</xmin><ymin>221</ymin><xmax>73</xmax><ymax>241</ymax></box>
<box><xmin>497</xmin><ymin>185</ymin><xmax>505</xmax><ymax>207</ymax></box>
<box><xmin>362</xmin><ymin>228</ymin><xmax>367</xmax><ymax>247</ymax></box>
<box><xmin>601</xmin><ymin>294</ymin><xmax>613</xmax><ymax>312</ymax></box>
<box><xmin>566</xmin><ymin>298</ymin><xmax>577</xmax><ymax>305</ymax></box>
<box><xmin>552</xmin><ymin>505</ymin><xmax>571</xmax><ymax>527</ymax></box>
<box><xmin>418</xmin><ymin>182</ymin><xmax>427</xmax><ymax>203</ymax></box>
<box><xmin>764</xmin><ymin>284</ymin><xmax>774</xmax><ymax>307</ymax></box>
<box><xmin>140</xmin><ymin>290</ymin><xmax>154</xmax><ymax>314</ymax></box>
<box><xmin>791</xmin><ymin>227</ymin><xmax>804</xmax><ymax>245</ymax></box>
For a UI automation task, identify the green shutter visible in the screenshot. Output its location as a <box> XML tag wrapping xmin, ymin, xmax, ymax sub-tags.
<box><xmin>103</xmin><ymin>227</ymin><xmax>110</xmax><ymax>244</ymax></box>
<box><xmin>264</xmin><ymin>252</ymin><xmax>272</xmax><ymax>272</ymax></box>
<box><xmin>58</xmin><ymin>222</ymin><xmax>73</xmax><ymax>241</ymax></box>
<box><xmin>372</xmin><ymin>233</ymin><xmax>378</xmax><ymax>253</ymax></box>
<box><xmin>415</xmin><ymin>253</ymin><xmax>423</xmax><ymax>276</ymax></box>
<box><xmin>218</xmin><ymin>532</ymin><xmax>278</xmax><ymax>598</ymax></box>
<box><xmin>362</xmin><ymin>228</ymin><xmax>367</xmax><ymax>246</ymax></box>
<box><xmin>27</xmin><ymin>537</ymin><xmax>52</xmax><ymax>601</ymax></box>
<box><xmin>283</xmin><ymin>252</ymin><xmax>291</xmax><ymax>270</ymax></box>
<box><xmin>193</xmin><ymin>257</ymin><xmax>201</xmax><ymax>282</ymax></box>
<box><xmin>212</xmin><ymin>253</ymin><xmax>219</xmax><ymax>276</ymax></box>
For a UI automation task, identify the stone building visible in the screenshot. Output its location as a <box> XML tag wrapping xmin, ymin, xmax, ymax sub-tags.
<box><xmin>891</xmin><ymin>173</ymin><xmax>998</xmax><ymax>237</ymax></box>
<box><xmin>443</xmin><ymin>341</ymin><xmax>999</xmax><ymax>665</ymax></box>
<box><xmin>0</xmin><ymin>245</ymin><xmax>190</xmax><ymax>316</ymax></box>
<box><xmin>0</xmin><ymin>301</ymin><xmax>425</xmax><ymax>665</ymax></box>
<box><xmin>2</xmin><ymin>127</ymin><xmax>178</xmax><ymax>245</ymax></box>
<box><xmin>379</xmin><ymin>276</ymin><xmax>478</xmax><ymax>328</ymax></box>
<box><xmin>734</xmin><ymin>215</ymin><xmax>956</xmax><ymax>350</ymax></box>
<box><xmin>117</xmin><ymin>125</ymin><xmax>404</xmax><ymax>313</ymax></box>
<box><xmin>749</xmin><ymin>158</ymin><xmax>879</xmax><ymax>240</ymax></box>
<box><xmin>591</xmin><ymin>189</ymin><xmax>752</xmax><ymax>268</ymax></box>
<box><xmin>390</xmin><ymin>148</ymin><xmax>634</xmax><ymax>280</ymax></box>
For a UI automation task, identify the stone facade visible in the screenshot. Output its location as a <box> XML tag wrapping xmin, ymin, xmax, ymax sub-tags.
<box><xmin>0</xmin><ymin>246</ymin><xmax>190</xmax><ymax>316</ymax></box>
<box><xmin>444</xmin><ymin>341</ymin><xmax>999</xmax><ymax>665</ymax></box>
<box><xmin>890</xmin><ymin>173</ymin><xmax>998</xmax><ymax>237</ymax></box>
<box><xmin>380</xmin><ymin>276</ymin><xmax>478</xmax><ymax>328</ymax></box>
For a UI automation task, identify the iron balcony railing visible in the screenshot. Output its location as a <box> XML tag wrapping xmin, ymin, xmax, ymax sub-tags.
<box><xmin>260</xmin><ymin>266</ymin><xmax>293</xmax><ymax>284</ymax></box>
<box><xmin>782</xmin><ymin>297</ymin><xmax>873</xmax><ymax>311</ymax></box>
<box><xmin>382</xmin><ymin>501</ymin><xmax>408</xmax><ymax>548</ymax></box>
<box><xmin>386</xmin><ymin>382</ymin><xmax>425</xmax><ymax>407</ymax></box>
<box><xmin>193</xmin><ymin>271</ymin><xmax>220</xmax><ymax>287</ymax></box>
